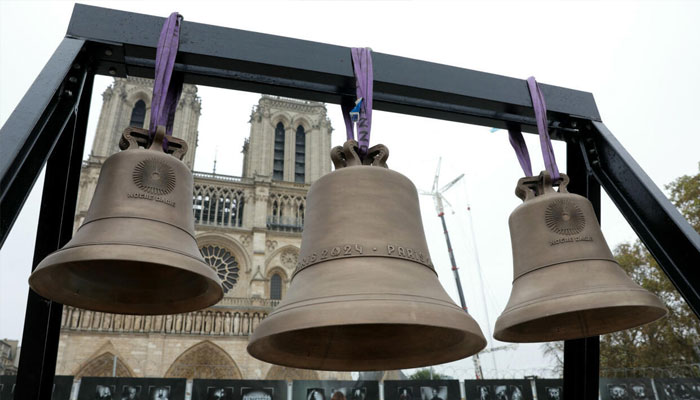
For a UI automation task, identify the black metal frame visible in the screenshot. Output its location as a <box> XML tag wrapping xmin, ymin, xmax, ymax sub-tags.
<box><xmin>1</xmin><ymin>4</ymin><xmax>698</xmax><ymax>399</ymax></box>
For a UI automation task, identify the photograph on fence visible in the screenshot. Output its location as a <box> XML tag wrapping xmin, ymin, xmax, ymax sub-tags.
<box><xmin>293</xmin><ymin>380</ymin><xmax>378</xmax><ymax>400</ymax></box>
<box><xmin>464</xmin><ymin>379</ymin><xmax>534</xmax><ymax>400</ymax></box>
<box><xmin>78</xmin><ymin>377</ymin><xmax>186</xmax><ymax>400</ymax></box>
<box><xmin>384</xmin><ymin>380</ymin><xmax>460</xmax><ymax>400</ymax></box>
<box><xmin>192</xmin><ymin>379</ymin><xmax>287</xmax><ymax>400</ymax></box>
<box><xmin>534</xmin><ymin>379</ymin><xmax>562</xmax><ymax>400</ymax></box>
<box><xmin>599</xmin><ymin>378</ymin><xmax>654</xmax><ymax>400</ymax></box>
<box><xmin>655</xmin><ymin>379</ymin><xmax>700</xmax><ymax>400</ymax></box>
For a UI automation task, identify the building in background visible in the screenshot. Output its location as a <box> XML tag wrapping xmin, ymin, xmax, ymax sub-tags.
<box><xmin>0</xmin><ymin>339</ymin><xmax>19</xmax><ymax>375</ymax></box>
<box><xmin>54</xmin><ymin>77</ymin><xmax>344</xmax><ymax>380</ymax></box>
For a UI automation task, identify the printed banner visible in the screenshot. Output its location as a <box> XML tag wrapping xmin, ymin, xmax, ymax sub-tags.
<box><xmin>655</xmin><ymin>378</ymin><xmax>700</xmax><ymax>400</ymax></box>
<box><xmin>0</xmin><ymin>375</ymin><xmax>73</xmax><ymax>400</ymax></box>
<box><xmin>191</xmin><ymin>379</ymin><xmax>287</xmax><ymax>400</ymax></box>
<box><xmin>383</xmin><ymin>380</ymin><xmax>460</xmax><ymax>400</ymax></box>
<box><xmin>533</xmin><ymin>379</ymin><xmax>562</xmax><ymax>400</ymax></box>
<box><xmin>78</xmin><ymin>377</ymin><xmax>186</xmax><ymax>400</ymax></box>
<box><xmin>292</xmin><ymin>380</ymin><xmax>379</xmax><ymax>400</ymax></box>
<box><xmin>464</xmin><ymin>379</ymin><xmax>534</xmax><ymax>400</ymax></box>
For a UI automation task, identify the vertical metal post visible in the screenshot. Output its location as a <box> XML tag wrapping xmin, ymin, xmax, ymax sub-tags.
<box><xmin>14</xmin><ymin>69</ymin><xmax>93</xmax><ymax>400</ymax></box>
<box><xmin>563</xmin><ymin>139</ymin><xmax>601</xmax><ymax>399</ymax></box>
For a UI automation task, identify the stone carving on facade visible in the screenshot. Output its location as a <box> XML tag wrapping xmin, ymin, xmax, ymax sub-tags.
<box><xmin>61</xmin><ymin>306</ymin><xmax>268</xmax><ymax>337</ymax></box>
<box><xmin>164</xmin><ymin>341</ymin><xmax>242</xmax><ymax>380</ymax></box>
<box><xmin>280</xmin><ymin>248</ymin><xmax>299</xmax><ymax>268</ymax></box>
<box><xmin>75</xmin><ymin>352</ymin><xmax>133</xmax><ymax>378</ymax></box>
<box><xmin>240</xmin><ymin>234</ymin><xmax>252</xmax><ymax>247</ymax></box>
<box><xmin>259</xmin><ymin>95</ymin><xmax>327</xmax><ymax>115</ymax></box>
<box><xmin>265</xmin><ymin>240</ymin><xmax>278</xmax><ymax>252</ymax></box>
<box><xmin>265</xmin><ymin>365</ymin><xmax>319</xmax><ymax>381</ymax></box>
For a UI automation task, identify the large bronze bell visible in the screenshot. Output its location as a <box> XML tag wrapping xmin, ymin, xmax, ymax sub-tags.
<box><xmin>248</xmin><ymin>141</ymin><xmax>486</xmax><ymax>371</ymax></box>
<box><xmin>494</xmin><ymin>171</ymin><xmax>667</xmax><ymax>342</ymax></box>
<box><xmin>29</xmin><ymin>127</ymin><xmax>223</xmax><ymax>314</ymax></box>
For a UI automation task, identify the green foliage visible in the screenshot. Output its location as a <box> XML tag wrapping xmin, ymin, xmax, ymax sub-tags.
<box><xmin>600</xmin><ymin>164</ymin><xmax>700</xmax><ymax>378</ymax></box>
<box><xmin>667</xmin><ymin>162</ymin><xmax>700</xmax><ymax>233</ymax></box>
<box><xmin>408</xmin><ymin>368</ymin><xmax>450</xmax><ymax>380</ymax></box>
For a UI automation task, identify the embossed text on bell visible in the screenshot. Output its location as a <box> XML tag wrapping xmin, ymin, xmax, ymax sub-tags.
<box><xmin>247</xmin><ymin>141</ymin><xmax>486</xmax><ymax>371</ymax></box>
<box><xmin>494</xmin><ymin>171</ymin><xmax>667</xmax><ymax>342</ymax></box>
<box><xmin>28</xmin><ymin>126</ymin><xmax>224</xmax><ymax>315</ymax></box>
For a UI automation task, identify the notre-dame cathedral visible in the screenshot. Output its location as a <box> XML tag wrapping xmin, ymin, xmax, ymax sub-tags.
<box><xmin>54</xmin><ymin>77</ymin><xmax>349</xmax><ymax>381</ymax></box>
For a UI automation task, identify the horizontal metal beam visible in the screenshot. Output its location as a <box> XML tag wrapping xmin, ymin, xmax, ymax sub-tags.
<box><xmin>66</xmin><ymin>4</ymin><xmax>599</xmax><ymax>135</ymax></box>
<box><xmin>586</xmin><ymin>121</ymin><xmax>700</xmax><ymax>317</ymax></box>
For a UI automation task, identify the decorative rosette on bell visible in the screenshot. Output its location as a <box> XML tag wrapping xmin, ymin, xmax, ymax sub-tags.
<box><xmin>247</xmin><ymin>140</ymin><xmax>487</xmax><ymax>370</ymax></box>
<box><xmin>493</xmin><ymin>171</ymin><xmax>667</xmax><ymax>342</ymax></box>
<box><xmin>28</xmin><ymin>12</ymin><xmax>223</xmax><ymax>314</ymax></box>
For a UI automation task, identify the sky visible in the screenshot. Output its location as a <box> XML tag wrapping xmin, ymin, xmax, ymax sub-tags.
<box><xmin>1</xmin><ymin>0</ymin><xmax>699</xmax><ymax>380</ymax></box>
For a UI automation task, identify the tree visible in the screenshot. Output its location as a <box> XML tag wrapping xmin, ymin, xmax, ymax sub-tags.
<box><xmin>600</xmin><ymin>164</ymin><xmax>700</xmax><ymax>378</ymax></box>
<box><xmin>408</xmin><ymin>368</ymin><xmax>451</xmax><ymax>380</ymax></box>
<box><xmin>543</xmin><ymin>164</ymin><xmax>700</xmax><ymax>378</ymax></box>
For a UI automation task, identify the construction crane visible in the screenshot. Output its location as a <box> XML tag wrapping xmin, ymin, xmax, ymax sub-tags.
<box><xmin>419</xmin><ymin>158</ymin><xmax>504</xmax><ymax>379</ymax></box>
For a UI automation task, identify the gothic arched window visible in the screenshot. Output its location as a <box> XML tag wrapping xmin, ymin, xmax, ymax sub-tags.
<box><xmin>270</xmin><ymin>273</ymin><xmax>282</xmax><ymax>300</ymax></box>
<box><xmin>273</xmin><ymin>122</ymin><xmax>285</xmax><ymax>180</ymax></box>
<box><xmin>295</xmin><ymin>125</ymin><xmax>306</xmax><ymax>183</ymax></box>
<box><xmin>129</xmin><ymin>99</ymin><xmax>146</xmax><ymax>128</ymax></box>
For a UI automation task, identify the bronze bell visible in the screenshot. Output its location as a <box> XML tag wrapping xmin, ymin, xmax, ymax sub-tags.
<box><xmin>494</xmin><ymin>171</ymin><xmax>667</xmax><ymax>342</ymax></box>
<box><xmin>248</xmin><ymin>140</ymin><xmax>486</xmax><ymax>371</ymax></box>
<box><xmin>29</xmin><ymin>126</ymin><xmax>223</xmax><ymax>315</ymax></box>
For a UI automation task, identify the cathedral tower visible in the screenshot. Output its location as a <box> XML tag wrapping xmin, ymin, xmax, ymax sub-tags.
<box><xmin>242</xmin><ymin>95</ymin><xmax>332</xmax><ymax>184</ymax></box>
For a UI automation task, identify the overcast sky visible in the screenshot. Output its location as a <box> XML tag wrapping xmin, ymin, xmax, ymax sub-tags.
<box><xmin>1</xmin><ymin>1</ymin><xmax>699</xmax><ymax>380</ymax></box>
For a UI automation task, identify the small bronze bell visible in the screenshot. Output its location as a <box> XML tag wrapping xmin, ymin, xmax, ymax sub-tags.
<box><xmin>494</xmin><ymin>171</ymin><xmax>667</xmax><ymax>342</ymax></box>
<box><xmin>29</xmin><ymin>127</ymin><xmax>223</xmax><ymax>315</ymax></box>
<box><xmin>248</xmin><ymin>141</ymin><xmax>486</xmax><ymax>371</ymax></box>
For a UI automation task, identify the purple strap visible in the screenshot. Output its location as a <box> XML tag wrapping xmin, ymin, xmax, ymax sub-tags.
<box><xmin>506</xmin><ymin>77</ymin><xmax>560</xmax><ymax>180</ymax></box>
<box><xmin>149</xmin><ymin>12</ymin><xmax>184</xmax><ymax>142</ymax></box>
<box><xmin>342</xmin><ymin>48</ymin><xmax>373</xmax><ymax>156</ymax></box>
<box><xmin>341</xmin><ymin>98</ymin><xmax>355</xmax><ymax>142</ymax></box>
<box><xmin>527</xmin><ymin>77</ymin><xmax>560</xmax><ymax>180</ymax></box>
<box><xmin>507</xmin><ymin>125</ymin><xmax>533</xmax><ymax>177</ymax></box>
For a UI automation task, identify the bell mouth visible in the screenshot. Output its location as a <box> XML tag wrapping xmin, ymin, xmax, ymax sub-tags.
<box><xmin>29</xmin><ymin>243</ymin><xmax>223</xmax><ymax>315</ymax></box>
<box><xmin>248</xmin><ymin>254</ymin><xmax>486</xmax><ymax>370</ymax></box>
<box><xmin>494</xmin><ymin>290</ymin><xmax>668</xmax><ymax>342</ymax></box>
<box><xmin>248</xmin><ymin>322</ymin><xmax>485</xmax><ymax>371</ymax></box>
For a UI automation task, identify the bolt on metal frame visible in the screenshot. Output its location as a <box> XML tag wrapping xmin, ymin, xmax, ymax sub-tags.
<box><xmin>0</xmin><ymin>4</ymin><xmax>698</xmax><ymax>400</ymax></box>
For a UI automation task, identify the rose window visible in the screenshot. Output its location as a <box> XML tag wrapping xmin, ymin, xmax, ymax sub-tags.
<box><xmin>200</xmin><ymin>245</ymin><xmax>239</xmax><ymax>293</ymax></box>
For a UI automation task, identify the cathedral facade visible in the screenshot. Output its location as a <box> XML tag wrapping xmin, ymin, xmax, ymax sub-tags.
<box><xmin>54</xmin><ymin>77</ymin><xmax>347</xmax><ymax>381</ymax></box>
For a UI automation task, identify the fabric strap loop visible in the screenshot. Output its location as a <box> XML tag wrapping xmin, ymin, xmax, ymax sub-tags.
<box><xmin>149</xmin><ymin>12</ymin><xmax>184</xmax><ymax>142</ymax></box>
<box><xmin>507</xmin><ymin>123</ymin><xmax>533</xmax><ymax>178</ymax></box>
<box><xmin>342</xmin><ymin>47</ymin><xmax>373</xmax><ymax>157</ymax></box>
<box><xmin>506</xmin><ymin>76</ymin><xmax>560</xmax><ymax>180</ymax></box>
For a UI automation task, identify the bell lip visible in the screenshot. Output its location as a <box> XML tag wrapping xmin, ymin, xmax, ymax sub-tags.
<box><xmin>29</xmin><ymin>243</ymin><xmax>223</xmax><ymax>315</ymax></box>
<box><xmin>247</xmin><ymin>298</ymin><xmax>487</xmax><ymax>371</ymax></box>
<box><xmin>248</xmin><ymin>322</ymin><xmax>487</xmax><ymax>371</ymax></box>
<box><xmin>493</xmin><ymin>288</ymin><xmax>668</xmax><ymax>343</ymax></box>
